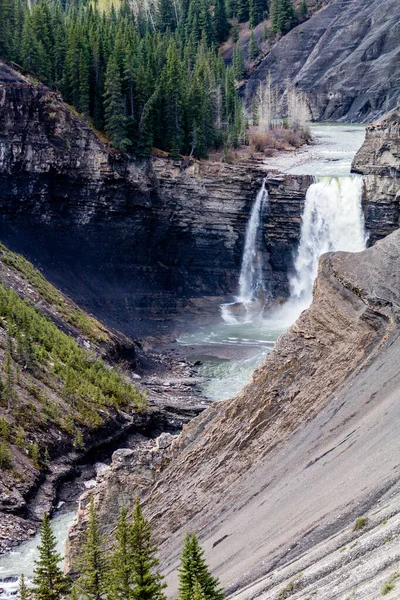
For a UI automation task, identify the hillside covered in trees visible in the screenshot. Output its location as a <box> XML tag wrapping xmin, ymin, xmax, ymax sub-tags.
<box><xmin>0</xmin><ymin>0</ymin><xmax>302</xmax><ymax>157</ymax></box>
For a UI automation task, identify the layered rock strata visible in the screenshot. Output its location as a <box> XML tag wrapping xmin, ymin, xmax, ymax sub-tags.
<box><xmin>352</xmin><ymin>109</ymin><xmax>400</xmax><ymax>244</ymax></box>
<box><xmin>67</xmin><ymin>229</ymin><xmax>400</xmax><ymax>598</ymax></box>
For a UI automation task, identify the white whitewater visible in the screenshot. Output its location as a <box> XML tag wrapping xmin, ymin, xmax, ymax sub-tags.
<box><xmin>238</xmin><ymin>179</ymin><xmax>269</xmax><ymax>302</ymax></box>
<box><xmin>221</xmin><ymin>180</ymin><xmax>268</xmax><ymax>323</ymax></box>
<box><xmin>276</xmin><ymin>175</ymin><xmax>367</xmax><ymax>324</ymax></box>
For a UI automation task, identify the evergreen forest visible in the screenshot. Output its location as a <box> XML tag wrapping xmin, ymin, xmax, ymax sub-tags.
<box><xmin>0</xmin><ymin>0</ymin><xmax>299</xmax><ymax>157</ymax></box>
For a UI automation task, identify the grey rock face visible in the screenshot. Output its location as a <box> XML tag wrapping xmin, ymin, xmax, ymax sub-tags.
<box><xmin>245</xmin><ymin>0</ymin><xmax>400</xmax><ymax>122</ymax></box>
<box><xmin>352</xmin><ymin>109</ymin><xmax>400</xmax><ymax>243</ymax></box>
<box><xmin>67</xmin><ymin>229</ymin><xmax>400</xmax><ymax>597</ymax></box>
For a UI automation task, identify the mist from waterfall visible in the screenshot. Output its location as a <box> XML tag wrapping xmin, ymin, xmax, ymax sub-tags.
<box><xmin>275</xmin><ymin>175</ymin><xmax>367</xmax><ymax>325</ymax></box>
<box><xmin>221</xmin><ymin>180</ymin><xmax>268</xmax><ymax>324</ymax></box>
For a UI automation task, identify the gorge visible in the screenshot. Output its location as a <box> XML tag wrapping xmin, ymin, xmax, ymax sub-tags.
<box><xmin>0</xmin><ymin>7</ymin><xmax>399</xmax><ymax>596</ymax></box>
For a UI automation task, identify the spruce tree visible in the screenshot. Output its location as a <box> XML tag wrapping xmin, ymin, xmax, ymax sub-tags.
<box><xmin>213</xmin><ymin>0</ymin><xmax>229</xmax><ymax>44</ymax></box>
<box><xmin>104</xmin><ymin>53</ymin><xmax>129</xmax><ymax>151</ymax></box>
<box><xmin>129</xmin><ymin>497</ymin><xmax>166</xmax><ymax>600</ymax></box>
<box><xmin>106</xmin><ymin>508</ymin><xmax>134</xmax><ymax>600</ymax></box>
<box><xmin>178</xmin><ymin>533</ymin><xmax>225</xmax><ymax>600</ymax></box>
<box><xmin>18</xmin><ymin>574</ymin><xmax>30</xmax><ymax>600</ymax></box>
<box><xmin>32</xmin><ymin>513</ymin><xmax>70</xmax><ymax>600</ymax></box>
<box><xmin>75</xmin><ymin>495</ymin><xmax>108</xmax><ymax>600</ymax></box>
<box><xmin>0</xmin><ymin>0</ymin><xmax>12</xmax><ymax>58</ymax></box>
<box><xmin>248</xmin><ymin>31</ymin><xmax>259</xmax><ymax>60</ymax></box>
<box><xmin>300</xmin><ymin>0</ymin><xmax>307</xmax><ymax>18</ymax></box>
<box><xmin>157</xmin><ymin>0</ymin><xmax>175</xmax><ymax>32</ymax></box>
<box><xmin>232</xmin><ymin>43</ymin><xmax>245</xmax><ymax>81</ymax></box>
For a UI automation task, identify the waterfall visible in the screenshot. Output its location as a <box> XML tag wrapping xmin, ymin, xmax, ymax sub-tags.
<box><xmin>221</xmin><ymin>180</ymin><xmax>268</xmax><ymax>323</ymax></box>
<box><xmin>279</xmin><ymin>175</ymin><xmax>367</xmax><ymax>323</ymax></box>
<box><xmin>237</xmin><ymin>179</ymin><xmax>269</xmax><ymax>303</ymax></box>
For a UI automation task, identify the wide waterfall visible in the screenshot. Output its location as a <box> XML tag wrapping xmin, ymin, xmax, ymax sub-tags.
<box><xmin>221</xmin><ymin>180</ymin><xmax>268</xmax><ymax>324</ymax></box>
<box><xmin>279</xmin><ymin>175</ymin><xmax>367</xmax><ymax>323</ymax></box>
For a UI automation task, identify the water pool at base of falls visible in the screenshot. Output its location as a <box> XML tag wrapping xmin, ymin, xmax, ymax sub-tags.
<box><xmin>178</xmin><ymin>316</ymin><xmax>288</xmax><ymax>401</ymax></box>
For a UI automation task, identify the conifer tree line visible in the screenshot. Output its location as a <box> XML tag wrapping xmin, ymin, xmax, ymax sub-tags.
<box><xmin>0</xmin><ymin>0</ymin><xmax>250</xmax><ymax>157</ymax></box>
<box><xmin>22</xmin><ymin>495</ymin><xmax>225</xmax><ymax>600</ymax></box>
<box><xmin>0</xmin><ymin>0</ymin><xmax>302</xmax><ymax>156</ymax></box>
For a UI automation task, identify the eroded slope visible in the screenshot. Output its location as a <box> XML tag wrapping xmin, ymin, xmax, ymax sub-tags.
<box><xmin>67</xmin><ymin>228</ymin><xmax>400</xmax><ymax>597</ymax></box>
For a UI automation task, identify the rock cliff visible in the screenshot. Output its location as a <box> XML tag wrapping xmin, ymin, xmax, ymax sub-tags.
<box><xmin>245</xmin><ymin>0</ymin><xmax>400</xmax><ymax>123</ymax></box>
<box><xmin>67</xmin><ymin>229</ymin><xmax>400</xmax><ymax>598</ymax></box>
<box><xmin>352</xmin><ymin>109</ymin><xmax>400</xmax><ymax>244</ymax></box>
<box><xmin>0</xmin><ymin>61</ymin><xmax>311</xmax><ymax>339</ymax></box>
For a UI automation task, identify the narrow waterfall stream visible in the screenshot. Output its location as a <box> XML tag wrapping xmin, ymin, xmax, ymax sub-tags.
<box><xmin>221</xmin><ymin>180</ymin><xmax>268</xmax><ymax>324</ymax></box>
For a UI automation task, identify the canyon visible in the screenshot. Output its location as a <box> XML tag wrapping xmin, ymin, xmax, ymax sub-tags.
<box><xmin>0</xmin><ymin>30</ymin><xmax>399</xmax><ymax>599</ymax></box>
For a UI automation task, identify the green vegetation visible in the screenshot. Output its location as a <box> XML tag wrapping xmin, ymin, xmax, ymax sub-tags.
<box><xmin>0</xmin><ymin>277</ymin><xmax>145</xmax><ymax>472</ymax></box>
<box><xmin>178</xmin><ymin>532</ymin><xmax>225</xmax><ymax>600</ymax></box>
<box><xmin>381</xmin><ymin>571</ymin><xmax>400</xmax><ymax>595</ymax></box>
<box><xmin>0</xmin><ymin>0</ymin><xmax>249</xmax><ymax>157</ymax></box>
<box><xmin>26</xmin><ymin>497</ymin><xmax>224</xmax><ymax>600</ymax></box>
<box><xmin>32</xmin><ymin>513</ymin><xmax>71</xmax><ymax>600</ymax></box>
<box><xmin>353</xmin><ymin>516</ymin><xmax>368</xmax><ymax>531</ymax></box>
<box><xmin>0</xmin><ymin>243</ymin><xmax>109</xmax><ymax>343</ymax></box>
<box><xmin>75</xmin><ymin>495</ymin><xmax>108</xmax><ymax>599</ymax></box>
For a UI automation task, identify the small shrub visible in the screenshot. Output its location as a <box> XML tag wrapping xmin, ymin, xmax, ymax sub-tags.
<box><xmin>250</xmin><ymin>132</ymin><xmax>275</xmax><ymax>152</ymax></box>
<box><xmin>73</xmin><ymin>429</ymin><xmax>85</xmax><ymax>451</ymax></box>
<box><xmin>353</xmin><ymin>516</ymin><xmax>368</xmax><ymax>531</ymax></box>
<box><xmin>0</xmin><ymin>441</ymin><xmax>12</xmax><ymax>469</ymax></box>
<box><xmin>381</xmin><ymin>571</ymin><xmax>399</xmax><ymax>595</ymax></box>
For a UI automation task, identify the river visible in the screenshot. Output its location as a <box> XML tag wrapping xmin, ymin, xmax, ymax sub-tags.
<box><xmin>0</xmin><ymin>123</ymin><xmax>366</xmax><ymax>594</ymax></box>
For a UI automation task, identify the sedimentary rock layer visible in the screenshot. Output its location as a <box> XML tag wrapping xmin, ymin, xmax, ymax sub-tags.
<box><xmin>352</xmin><ymin>109</ymin><xmax>400</xmax><ymax>244</ymax></box>
<box><xmin>0</xmin><ymin>61</ymin><xmax>311</xmax><ymax>338</ymax></box>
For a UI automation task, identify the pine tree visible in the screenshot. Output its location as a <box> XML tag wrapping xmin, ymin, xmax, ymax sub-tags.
<box><xmin>129</xmin><ymin>497</ymin><xmax>166</xmax><ymax>600</ymax></box>
<box><xmin>157</xmin><ymin>0</ymin><xmax>175</xmax><ymax>32</ymax></box>
<box><xmin>232</xmin><ymin>43</ymin><xmax>245</xmax><ymax>81</ymax></box>
<box><xmin>178</xmin><ymin>533</ymin><xmax>225</xmax><ymax>600</ymax></box>
<box><xmin>213</xmin><ymin>0</ymin><xmax>229</xmax><ymax>44</ymax></box>
<box><xmin>237</xmin><ymin>0</ymin><xmax>249</xmax><ymax>22</ymax></box>
<box><xmin>106</xmin><ymin>508</ymin><xmax>134</xmax><ymax>600</ymax></box>
<box><xmin>0</xmin><ymin>0</ymin><xmax>14</xmax><ymax>59</ymax></box>
<box><xmin>161</xmin><ymin>39</ymin><xmax>184</xmax><ymax>156</ymax></box>
<box><xmin>104</xmin><ymin>53</ymin><xmax>129</xmax><ymax>151</ymax></box>
<box><xmin>18</xmin><ymin>574</ymin><xmax>30</xmax><ymax>600</ymax></box>
<box><xmin>300</xmin><ymin>0</ymin><xmax>307</xmax><ymax>18</ymax></box>
<box><xmin>248</xmin><ymin>31</ymin><xmax>259</xmax><ymax>60</ymax></box>
<box><xmin>32</xmin><ymin>513</ymin><xmax>70</xmax><ymax>600</ymax></box>
<box><xmin>231</xmin><ymin>19</ymin><xmax>239</xmax><ymax>43</ymax></box>
<box><xmin>75</xmin><ymin>495</ymin><xmax>108</xmax><ymax>600</ymax></box>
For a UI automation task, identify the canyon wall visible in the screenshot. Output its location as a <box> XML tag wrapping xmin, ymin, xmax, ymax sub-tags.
<box><xmin>0</xmin><ymin>62</ymin><xmax>311</xmax><ymax>339</ymax></box>
<box><xmin>245</xmin><ymin>0</ymin><xmax>400</xmax><ymax>123</ymax></box>
<box><xmin>352</xmin><ymin>109</ymin><xmax>400</xmax><ymax>244</ymax></box>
